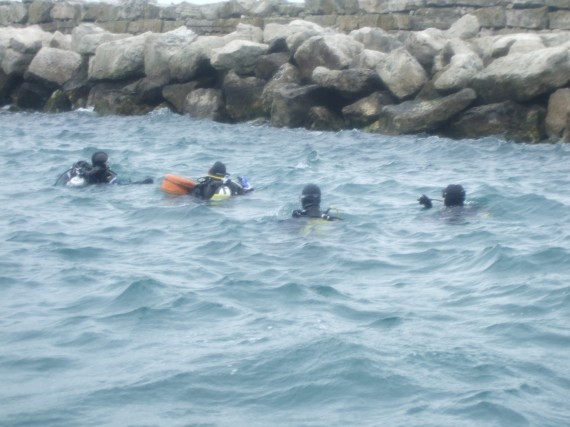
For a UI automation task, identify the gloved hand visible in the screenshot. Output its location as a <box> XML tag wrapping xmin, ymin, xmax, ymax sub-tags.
<box><xmin>418</xmin><ymin>194</ymin><xmax>433</xmax><ymax>208</ymax></box>
<box><xmin>237</xmin><ymin>176</ymin><xmax>253</xmax><ymax>191</ymax></box>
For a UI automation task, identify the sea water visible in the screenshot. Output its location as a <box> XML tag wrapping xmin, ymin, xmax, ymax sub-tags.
<box><xmin>0</xmin><ymin>109</ymin><xmax>569</xmax><ymax>427</ymax></box>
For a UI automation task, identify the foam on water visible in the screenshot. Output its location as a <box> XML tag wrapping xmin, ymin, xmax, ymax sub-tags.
<box><xmin>0</xmin><ymin>110</ymin><xmax>569</xmax><ymax>427</ymax></box>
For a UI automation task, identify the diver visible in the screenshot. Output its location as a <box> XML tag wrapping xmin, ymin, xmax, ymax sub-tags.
<box><xmin>190</xmin><ymin>161</ymin><xmax>253</xmax><ymax>200</ymax></box>
<box><xmin>84</xmin><ymin>151</ymin><xmax>117</xmax><ymax>184</ymax></box>
<box><xmin>292</xmin><ymin>184</ymin><xmax>340</xmax><ymax>220</ymax></box>
<box><xmin>55</xmin><ymin>151</ymin><xmax>153</xmax><ymax>186</ymax></box>
<box><xmin>418</xmin><ymin>184</ymin><xmax>466</xmax><ymax>209</ymax></box>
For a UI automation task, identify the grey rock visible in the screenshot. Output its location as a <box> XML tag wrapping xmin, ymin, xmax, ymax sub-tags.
<box><xmin>88</xmin><ymin>32</ymin><xmax>151</xmax><ymax>81</ymax></box>
<box><xmin>444</xmin><ymin>100</ymin><xmax>546</xmax><ymax>143</ymax></box>
<box><xmin>342</xmin><ymin>91</ymin><xmax>396</xmax><ymax>128</ymax></box>
<box><xmin>307</xmin><ymin>105</ymin><xmax>345</xmax><ymax>131</ymax></box>
<box><xmin>545</xmin><ymin>88</ymin><xmax>570</xmax><ymax>139</ymax></box>
<box><xmin>294</xmin><ymin>33</ymin><xmax>364</xmax><ymax>81</ymax></box>
<box><xmin>376</xmin><ymin>47</ymin><xmax>428</xmax><ymax>100</ymax></box>
<box><xmin>162</xmin><ymin>81</ymin><xmax>200</xmax><ymax>113</ymax></box>
<box><xmin>261</xmin><ymin>62</ymin><xmax>301</xmax><ymax>114</ymax></box>
<box><xmin>349</xmin><ymin>27</ymin><xmax>403</xmax><ymax>53</ymax></box>
<box><xmin>223</xmin><ymin>70</ymin><xmax>266</xmax><ymax>122</ymax></box>
<box><xmin>211</xmin><ymin>39</ymin><xmax>269</xmax><ymax>75</ymax></box>
<box><xmin>87</xmin><ymin>81</ymin><xmax>155</xmax><ymax>115</ymax></box>
<box><xmin>470</xmin><ymin>45</ymin><xmax>570</xmax><ymax>103</ymax></box>
<box><xmin>11</xmin><ymin>81</ymin><xmax>51</xmax><ymax>110</ymax></box>
<box><xmin>183</xmin><ymin>88</ymin><xmax>227</xmax><ymax>122</ymax></box>
<box><xmin>372</xmin><ymin>88</ymin><xmax>476</xmax><ymax>134</ymax></box>
<box><xmin>270</xmin><ymin>83</ymin><xmax>327</xmax><ymax>128</ymax></box>
<box><xmin>27</xmin><ymin>46</ymin><xmax>83</xmax><ymax>86</ymax></box>
<box><xmin>144</xmin><ymin>27</ymin><xmax>197</xmax><ymax>81</ymax></box>
<box><xmin>255</xmin><ymin>52</ymin><xmax>289</xmax><ymax>80</ymax></box>
<box><xmin>311</xmin><ymin>66</ymin><xmax>383</xmax><ymax>100</ymax></box>
<box><xmin>169</xmin><ymin>35</ymin><xmax>225</xmax><ymax>82</ymax></box>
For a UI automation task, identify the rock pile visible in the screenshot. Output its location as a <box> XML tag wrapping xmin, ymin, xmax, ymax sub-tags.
<box><xmin>2</xmin><ymin>14</ymin><xmax>570</xmax><ymax>142</ymax></box>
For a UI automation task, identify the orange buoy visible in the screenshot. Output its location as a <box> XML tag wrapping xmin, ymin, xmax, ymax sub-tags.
<box><xmin>161</xmin><ymin>174</ymin><xmax>197</xmax><ymax>195</ymax></box>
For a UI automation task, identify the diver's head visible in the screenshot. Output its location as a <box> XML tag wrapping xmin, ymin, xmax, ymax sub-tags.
<box><xmin>208</xmin><ymin>161</ymin><xmax>227</xmax><ymax>179</ymax></box>
<box><xmin>301</xmin><ymin>183</ymin><xmax>321</xmax><ymax>209</ymax></box>
<box><xmin>91</xmin><ymin>151</ymin><xmax>109</xmax><ymax>167</ymax></box>
<box><xmin>442</xmin><ymin>184</ymin><xmax>465</xmax><ymax>207</ymax></box>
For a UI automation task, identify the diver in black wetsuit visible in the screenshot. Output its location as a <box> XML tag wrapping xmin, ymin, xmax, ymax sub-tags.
<box><xmin>55</xmin><ymin>151</ymin><xmax>153</xmax><ymax>186</ymax></box>
<box><xmin>292</xmin><ymin>184</ymin><xmax>339</xmax><ymax>221</ymax></box>
<box><xmin>191</xmin><ymin>161</ymin><xmax>253</xmax><ymax>200</ymax></box>
<box><xmin>418</xmin><ymin>184</ymin><xmax>466</xmax><ymax>209</ymax></box>
<box><xmin>84</xmin><ymin>151</ymin><xmax>117</xmax><ymax>184</ymax></box>
<box><xmin>54</xmin><ymin>151</ymin><xmax>117</xmax><ymax>186</ymax></box>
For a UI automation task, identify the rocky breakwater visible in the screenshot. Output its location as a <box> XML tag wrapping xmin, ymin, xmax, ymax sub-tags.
<box><xmin>2</xmin><ymin>15</ymin><xmax>570</xmax><ymax>142</ymax></box>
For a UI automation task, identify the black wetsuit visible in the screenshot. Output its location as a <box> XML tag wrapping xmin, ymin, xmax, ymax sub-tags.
<box><xmin>84</xmin><ymin>165</ymin><xmax>117</xmax><ymax>184</ymax></box>
<box><xmin>190</xmin><ymin>176</ymin><xmax>246</xmax><ymax>200</ymax></box>
<box><xmin>55</xmin><ymin>161</ymin><xmax>117</xmax><ymax>186</ymax></box>
<box><xmin>292</xmin><ymin>205</ymin><xmax>337</xmax><ymax>221</ymax></box>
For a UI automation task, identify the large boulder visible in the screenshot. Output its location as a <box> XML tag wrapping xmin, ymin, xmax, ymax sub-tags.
<box><xmin>307</xmin><ymin>106</ymin><xmax>345</xmax><ymax>131</ymax></box>
<box><xmin>255</xmin><ymin>52</ymin><xmax>289</xmax><ymax>80</ymax></box>
<box><xmin>433</xmin><ymin>50</ymin><xmax>483</xmax><ymax>93</ymax></box>
<box><xmin>432</xmin><ymin>38</ymin><xmax>478</xmax><ymax>74</ymax></box>
<box><xmin>27</xmin><ymin>47</ymin><xmax>83</xmax><ymax>87</ymax></box>
<box><xmin>375</xmin><ymin>47</ymin><xmax>428</xmax><ymax>100</ymax></box>
<box><xmin>311</xmin><ymin>66</ymin><xmax>383</xmax><ymax>100</ymax></box>
<box><xmin>28</xmin><ymin>0</ymin><xmax>54</xmax><ymax>25</ymax></box>
<box><xmin>0</xmin><ymin>3</ymin><xmax>27</xmax><ymax>26</ymax></box>
<box><xmin>88</xmin><ymin>32</ymin><xmax>151</xmax><ymax>81</ymax></box>
<box><xmin>405</xmin><ymin>28</ymin><xmax>448</xmax><ymax>71</ymax></box>
<box><xmin>491</xmin><ymin>33</ymin><xmax>545</xmax><ymax>58</ymax></box>
<box><xmin>2</xmin><ymin>49</ymin><xmax>35</xmax><ymax>76</ymax></box>
<box><xmin>44</xmin><ymin>89</ymin><xmax>72</xmax><ymax>113</ymax></box>
<box><xmin>223</xmin><ymin>70</ymin><xmax>266</xmax><ymax>122</ymax></box>
<box><xmin>11</xmin><ymin>81</ymin><xmax>52</xmax><ymax>110</ymax></box>
<box><xmin>49</xmin><ymin>31</ymin><xmax>72</xmax><ymax>50</ymax></box>
<box><xmin>9</xmin><ymin>25</ymin><xmax>52</xmax><ymax>55</ymax></box>
<box><xmin>183</xmin><ymin>88</ymin><xmax>226</xmax><ymax>122</ymax></box>
<box><xmin>122</xmin><ymin>77</ymin><xmax>166</xmax><ymax>105</ymax></box>
<box><xmin>446</xmin><ymin>14</ymin><xmax>480</xmax><ymax>40</ymax></box>
<box><xmin>87</xmin><ymin>81</ymin><xmax>155</xmax><ymax>115</ymax></box>
<box><xmin>144</xmin><ymin>27</ymin><xmax>197</xmax><ymax>81</ymax></box>
<box><xmin>342</xmin><ymin>90</ymin><xmax>396</xmax><ymax>128</ymax></box>
<box><xmin>372</xmin><ymin>88</ymin><xmax>476</xmax><ymax>134</ymax></box>
<box><xmin>270</xmin><ymin>83</ymin><xmax>329</xmax><ymax>128</ymax></box>
<box><xmin>470</xmin><ymin>46</ymin><xmax>570</xmax><ymax>103</ymax></box>
<box><xmin>263</xmin><ymin>22</ymin><xmax>299</xmax><ymax>46</ymax></box>
<box><xmin>211</xmin><ymin>40</ymin><xmax>269</xmax><ymax>75</ymax></box>
<box><xmin>283</xmin><ymin>20</ymin><xmax>330</xmax><ymax>56</ymax></box>
<box><xmin>169</xmin><ymin>35</ymin><xmax>225</xmax><ymax>82</ymax></box>
<box><xmin>443</xmin><ymin>101</ymin><xmax>546</xmax><ymax>143</ymax></box>
<box><xmin>62</xmin><ymin>56</ymin><xmax>92</xmax><ymax>109</ymax></box>
<box><xmin>0</xmin><ymin>25</ymin><xmax>53</xmax><ymax>76</ymax></box>
<box><xmin>348</xmin><ymin>27</ymin><xmax>403</xmax><ymax>53</ymax></box>
<box><xmin>71</xmin><ymin>24</ymin><xmax>131</xmax><ymax>57</ymax></box>
<box><xmin>350</xmin><ymin>49</ymin><xmax>387</xmax><ymax>70</ymax></box>
<box><xmin>0</xmin><ymin>28</ymin><xmax>18</xmax><ymax>52</ymax></box>
<box><xmin>71</xmin><ymin>23</ymin><xmax>106</xmax><ymax>52</ymax></box>
<box><xmin>545</xmin><ymin>88</ymin><xmax>570</xmax><ymax>140</ymax></box>
<box><xmin>223</xmin><ymin>23</ymin><xmax>264</xmax><ymax>44</ymax></box>
<box><xmin>293</xmin><ymin>34</ymin><xmax>364</xmax><ymax>81</ymax></box>
<box><xmin>261</xmin><ymin>62</ymin><xmax>301</xmax><ymax>114</ymax></box>
<box><xmin>162</xmin><ymin>81</ymin><xmax>200</xmax><ymax>113</ymax></box>
<box><xmin>0</xmin><ymin>69</ymin><xmax>19</xmax><ymax>105</ymax></box>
